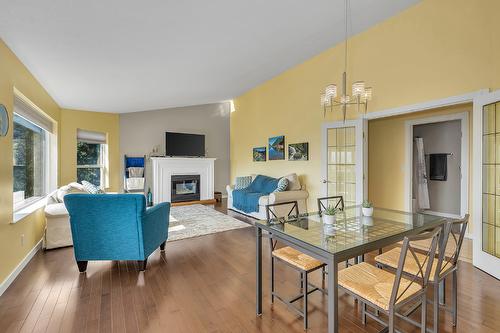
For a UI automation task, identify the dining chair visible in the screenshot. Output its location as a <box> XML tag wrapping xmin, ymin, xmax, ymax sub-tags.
<box><xmin>317</xmin><ymin>195</ymin><xmax>344</xmax><ymax>216</ymax></box>
<box><xmin>266</xmin><ymin>201</ymin><xmax>326</xmax><ymax>330</ymax></box>
<box><xmin>339</xmin><ymin>226</ymin><xmax>441</xmax><ymax>333</ymax></box>
<box><xmin>374</xmin><ymin>215</ymin><xmax>469</xmax><ymax>333</ymax></box>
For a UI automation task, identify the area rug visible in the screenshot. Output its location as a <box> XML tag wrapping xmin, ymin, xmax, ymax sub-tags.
<box><xmin>167</xmin><ymin>204</ymin><xmax>250</xmax><ymax>241</ymax></box>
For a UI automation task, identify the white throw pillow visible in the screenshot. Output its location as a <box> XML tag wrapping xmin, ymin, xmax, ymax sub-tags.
<box><xmin>56</xmin><ymin>182</ymin><xmax>87</xmax><ymax>202</ymax></box>
<box><xmin>282</xmin><ymin>173</ymin><xmax>301</xmax><ymax>191</ymax></box>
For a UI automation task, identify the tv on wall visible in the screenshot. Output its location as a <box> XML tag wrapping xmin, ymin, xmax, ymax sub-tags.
<box><xmin>165</xmin><ymin>132</ymin><xmax>205</xmax><ymax>157</ymax></box>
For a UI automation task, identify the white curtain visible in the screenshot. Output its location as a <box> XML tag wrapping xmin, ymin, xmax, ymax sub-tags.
<box><xmin>415</xmin><ymin>137</ymin><xmax>430</xmax><ymax>210</ymax></box>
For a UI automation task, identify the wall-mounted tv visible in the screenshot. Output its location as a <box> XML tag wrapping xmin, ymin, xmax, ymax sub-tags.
<box><xmin>165</xmin><ymin>132</ymin><xmax>205</xmax><ymax>157</ymax></box>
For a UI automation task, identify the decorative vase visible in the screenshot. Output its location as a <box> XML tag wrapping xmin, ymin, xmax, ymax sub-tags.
<box><xmin>362</xmin><ymin>216</ymin><xmax>374</xmax><ymax>226</ymax></box>
<box><xmin>323</xmin><ymin>214</ymin><xmax>336</xmax><ymax>225</ymax></box>
<box><xmin>362</xmin><ymin>207</ymin><xmax>373</xmax><ymax>217</ymax></box>
<box><xmin>323</xmin><ymin>224</ymin><xmax>336</xmax><ymax>236</ymax></box>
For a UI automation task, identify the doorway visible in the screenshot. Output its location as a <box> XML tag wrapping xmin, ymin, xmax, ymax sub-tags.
<box><xmin>405</xmin><ymin>112</ymin><xmax>469</xmax><ymax>218</ymax></box>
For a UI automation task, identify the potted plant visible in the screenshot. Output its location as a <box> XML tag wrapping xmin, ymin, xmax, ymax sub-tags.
<box><xmin>322</xmin><ymin>205</ymin><xmax>338</xmax><ymax>225</ymax></box>
<box><xmin>362</xmin><ymin>200</ymin><xmax>373</xmax><ymax>217</ymax></box>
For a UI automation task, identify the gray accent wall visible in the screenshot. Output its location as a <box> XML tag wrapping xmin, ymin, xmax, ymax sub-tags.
<box><xmin>120</xmin><ymin>103</ymin><xmax>230</xmax><ymax>193</ymax></box>
<box><xmin>413</xmin><ymin>120</ymin><xmax>461</xmax><ymax>215</ymax></box>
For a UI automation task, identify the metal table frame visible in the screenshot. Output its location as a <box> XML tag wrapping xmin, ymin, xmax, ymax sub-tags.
<box><xmin>255</xmin><ymin>208</ymin><xmax>447</xmax><ymax>333</ymax></box>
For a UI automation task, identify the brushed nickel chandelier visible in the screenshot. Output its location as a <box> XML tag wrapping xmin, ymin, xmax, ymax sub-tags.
<box><xmin>320</xmin><ymin>0</ymin><xmax>373</xmax><ymax>121</ymax></box>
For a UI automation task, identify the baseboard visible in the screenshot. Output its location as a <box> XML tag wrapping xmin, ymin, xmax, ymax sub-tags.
<box><xmin>0</xmin><ymin>239</ymin><xmax>43</xmax><ymax>297</ymax></box>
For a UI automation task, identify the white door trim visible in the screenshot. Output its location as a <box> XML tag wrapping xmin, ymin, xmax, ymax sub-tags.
<box><xmin>472</xmin><ymin>90</ymin><xmax>500</xmax><ymax>279</ymax></box>
<box><xmin>364</xmin><ymin>89</ymin><xmax>488</xmax><ymax>120</ymax></box>
<box><xmin>321</xmin><ymin>119</ymin><xmax>365</xmax><ymax>204</ymax></box>
<box><xmin>404</xmin><ymin>112</ymin><xmax>469</xmax><ymax>220</ymax></box>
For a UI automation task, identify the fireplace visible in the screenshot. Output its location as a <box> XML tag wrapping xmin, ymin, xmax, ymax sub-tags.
<box><xmin>171</xmin><ymin>174</ymin><xmax>200</xmax><ymax>203</ymax></box>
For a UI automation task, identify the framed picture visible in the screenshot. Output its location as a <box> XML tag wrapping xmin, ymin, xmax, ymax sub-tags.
<box><xmin>253</xmin><ymin>147</ymin><xmax>266</xmax><ymax>162</ymax></box>
<box><xmin>268</xmin><ymin>135</ymin><xmax>285</xmax><ymax>160</ymax></box>
<box><xmin>288</xmin><ymin>142</ymin><xmax>309</xmax><ymax>161</ymax></box>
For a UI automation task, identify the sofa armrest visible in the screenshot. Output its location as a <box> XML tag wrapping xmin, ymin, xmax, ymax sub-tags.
<box><xmin>141</xmin><ymin>202</ymin><xmax>170</xmax><ymax>257</ymax></box>
<box><xmin>226</xmin><ymin>185</ymin><xmax>234</xmax><ymax>196</ymax></box>
<box><xmin>268</xmin><ymin>190</ymin><xmax>309</xmax><ymax>204</ymax></box>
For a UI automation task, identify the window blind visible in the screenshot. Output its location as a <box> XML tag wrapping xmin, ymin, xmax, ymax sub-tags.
<box><xmin>77</xmin><ymin>129</ymin><xmax>107</xmax><ymax>144</ymax></box>
<box><xmin>14</xmin><ymin>95</ymin><xmax>55</xmax><ymax>133</ymax></box>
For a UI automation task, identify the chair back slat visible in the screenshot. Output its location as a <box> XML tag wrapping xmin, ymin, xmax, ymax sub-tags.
<box><xmin>434</xmin><ymin>215</ymin><xmax>469</xmax><ymax>280</ymax></box>
<box><xmin>265</xmin><ymin>201</ymin><xmax>300</xmax><ymax>223</ymax></box>
<box><xmin>317</xmin><ymin>196</ymin><xmax>344</xmax><ymax>216</ymax></box>
<box><xmin>390</xmin><ymin>226</ymin><xmax>441</xmax><ymax>308</ymax></box>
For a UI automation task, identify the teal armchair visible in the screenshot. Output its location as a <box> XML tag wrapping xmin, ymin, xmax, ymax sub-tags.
<box><xmin>64</xmin><ymin>194</ymin><xmax>170</xmax><ymax>272</ymax></box>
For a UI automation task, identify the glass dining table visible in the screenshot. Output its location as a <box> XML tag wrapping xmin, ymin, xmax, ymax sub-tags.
<box><xmin>254</xmin><ymin>205</ymin><xmax>447</xmax><ymax>333</ymax></box>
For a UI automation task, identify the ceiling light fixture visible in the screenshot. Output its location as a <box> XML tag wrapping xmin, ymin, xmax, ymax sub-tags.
<box><xmin>320</xmin><ymin>0</ymin><xmax>373</xmax><ymax>121</ymax></box>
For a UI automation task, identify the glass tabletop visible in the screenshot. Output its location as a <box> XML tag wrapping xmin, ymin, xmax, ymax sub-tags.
<box><xmin>256</xmin><ymin>206</ymin><xmax>446</xmax><ymax>256</ymax></box>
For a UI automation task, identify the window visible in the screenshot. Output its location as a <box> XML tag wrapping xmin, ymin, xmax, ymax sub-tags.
<box><xmin>12</xmin><ymin>93</ymin><xmax>55</xmax><ymax>211</ymax></box>
<box><xmin>76</xmin><ymin>129</ymin><xmax>108</xmax><ymax>187</ymax></box>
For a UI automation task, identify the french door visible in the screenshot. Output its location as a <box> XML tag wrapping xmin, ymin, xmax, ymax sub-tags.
<box><xmin>473</xmin><ymin>90</ymin><xmax>500</xmax><ymax>279</ymax></box>
<box><xmin>321</xmin><ymin>119</ymin><xmax>367</xmax><ymax>207</ymax></box>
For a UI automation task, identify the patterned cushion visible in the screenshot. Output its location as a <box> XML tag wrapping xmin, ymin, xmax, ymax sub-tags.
<box><xmin>235</xmin><ymin>176</ymin><xmax>252</xmax><ymax>189</ymax></box>
<box><xmin>81</xmin><ymin>181</ymin><xmax>105</xmax><ymax>194</ymax></box>
<box><xmin>274</xmin><ymin>177</ymin><xmax>289</xmax><ymax>192</ymax></box>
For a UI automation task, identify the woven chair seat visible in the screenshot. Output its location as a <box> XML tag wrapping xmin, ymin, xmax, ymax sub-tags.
<box><xmin>272</xmin><ymin>246</ymin><xmax>323</xmax><ymax>271</ymax></box>
<box><xmin>375</xmin><ymin>247</ymin><xmax>451</xmax><ymax>282</ymax></box>
<box><xmin>338</xmin><ymin>262</ymin><xmax>422</xmax><ymax>311</ymax></box>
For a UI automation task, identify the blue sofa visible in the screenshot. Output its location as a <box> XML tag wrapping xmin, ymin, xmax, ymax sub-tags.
<box><xmin>64</xmin><ymin>194</ymin><xmax>170</xmax><ymax>272</ymax></box>
<box><xmin>232</xmin><ymin>175</ymin><xmax>280</xmax><ymax>213</ymax></box>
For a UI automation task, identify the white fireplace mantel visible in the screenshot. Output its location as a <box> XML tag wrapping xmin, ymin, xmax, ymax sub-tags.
<box><xmin>151</xmin><ymin>157</ymin><xmax>216</xmax><ymax>204</ymax></box>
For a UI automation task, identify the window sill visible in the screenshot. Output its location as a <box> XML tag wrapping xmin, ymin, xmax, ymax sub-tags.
<box><xmin>12</xmin><ymin>197</ymin><xmax>48</xmax><ymax>224</ymax></box>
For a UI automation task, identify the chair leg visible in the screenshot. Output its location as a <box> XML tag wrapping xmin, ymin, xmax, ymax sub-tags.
<box><xmin>138</xmin><ymin>259</ymin><xmax>148</xmax><ymax>271</ymax></box>
<box><xmin>77</xmin><ymin>261</ymin><xmax>88</xmax><ymax>273</ymax></box>
<box><xmin>160</xmin><ymin>241</ymin><xmax>166</xmax><ymax>251</ymax></box>
<box><xmin>421</xmin><ymin>294</ymin><xmax>427</xmax><ymax>333</ymax></box>
<box><xmin>303</xmin><ymin>272</ymin><xmax>308</xmax><ymax>330</ymax></box>
<box><xmin>361</xmin><ymin>302</ymin><xmax>366</xmax><ymax>325</ymax></box>
<box><xmin>433</xmin><ymin>283</ymin><xmax>439</xmax><ymax>333</ymax></box>
<box><xmin>271</xmin><ymin>257</ymin><xmax>275</xmax><ymax>304</ymax></box>
<box><xmin>452</xmin><ymin>270</ymin><xmax>458</xmax><ymax>327</ymax></box>
<box><xmin>378</xmin><ymin>248</ymin><xmax>383</xmax><ymax>255</ymax></box>
<box><xmin>322</xmin><ymin>266</ymin><xmax>326</xmax><ymax>289</ymax></box>
<box><xmin>300</xmin><ymin>272</ymin><xmax>304</xmax><ymax>292</ymax></box>
<box><xmin>388</xmin><ymin>308</ymin><xmax>395</xmax><ymax>333</ymax></box>
<box><xmin>439</xmin><ymin>278</ymin><xmax>446</xmax><ymax>305</ymax></box>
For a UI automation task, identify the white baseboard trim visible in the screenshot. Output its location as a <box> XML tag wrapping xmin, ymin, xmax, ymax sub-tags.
<box><xmin>0</xmin><ymin>239</ymin><xmax>43</xmax><ymax>297</ymax></box>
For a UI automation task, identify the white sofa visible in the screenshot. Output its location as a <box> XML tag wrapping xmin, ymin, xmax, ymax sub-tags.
<box><xmin>44</xmin><ymin>182</ymin><xmax>87</xmax><ymax>249</ymax></box>
<box><xmin>226</xmin><ymin>173</ymin><xmax>309</xmax><ymax>220</ymax></box>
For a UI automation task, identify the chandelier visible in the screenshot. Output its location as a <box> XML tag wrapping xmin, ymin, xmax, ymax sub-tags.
<box><xmin>320</xmin><ymin>0</ymin><xmax>373</xmax><ymax>121</ymax></box>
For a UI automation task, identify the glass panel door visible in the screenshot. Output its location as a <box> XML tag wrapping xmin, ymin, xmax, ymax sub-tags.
<box><xmin>327</xmin><ymin>126</ymin><xmax>356</xmax><ymax>206</ymax></box>
<box><xmin>322</xmin><ymin>119</ymin><xmax>365</xmax><ymax>208</ymax></box>
<box><xmin>473</xmin><ymin>90</ymin><xmax>500</xmax><ymax>279</ymax></box>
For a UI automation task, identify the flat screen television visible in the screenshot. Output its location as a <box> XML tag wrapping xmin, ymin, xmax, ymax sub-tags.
<box><xmin>165</xmin><ymin>132</ymin><xmax>205</xmax><ymax>157</ymax></box>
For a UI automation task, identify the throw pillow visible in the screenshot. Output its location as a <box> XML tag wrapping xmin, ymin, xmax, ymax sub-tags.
<box><xmin>282</xmin><ymin>173</ymin><xmax>301</xmax><ymax>191</ymax></box>
<box><xmin>81</xmin><ymin>180</ymin><xmax>105</xmax><ymax>194</ymax></box>
<box><xmin>274</xmin><ymin>178</ymin><xmax>289</xmax><ymax>192</ymax></box>
<box><xmin>235</xmin><ymin>176</ymin><xmax>252</xmax><ymax>189</ymax></box>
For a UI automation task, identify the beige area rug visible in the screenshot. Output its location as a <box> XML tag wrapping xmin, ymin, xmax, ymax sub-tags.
<box><xmin>167</xmin><ymin>204</ymin><xmax>250</xmax><ymax>241</ymax></box>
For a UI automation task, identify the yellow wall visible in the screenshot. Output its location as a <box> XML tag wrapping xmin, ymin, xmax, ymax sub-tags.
<box><xmin>59</xmin><ymin>109</ymin><xmax>120</xmax><ymax>192</ymax></box>
<box><xmin>231</xmin><ymin>0</ymin><xmax>500</xmax><ymax>217</ymax></box>
<box><xmin>0</xmin><ymin>39</ymin><xmax>61</xmax><ymax>284</ymax></box>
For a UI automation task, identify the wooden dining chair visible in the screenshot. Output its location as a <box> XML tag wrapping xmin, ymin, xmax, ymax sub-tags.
<box><xmin>265</xmin><ymin>201</ymin><xmax>326</xmax><ymax>330</ymax></box>
<box><xmin>339</xmin><ymin>226</ymin><xmax>441</xmax><ymax>333</ymax></box>
<box><xmin>374</xmin><ymin>215</ymin><xmax>469</xmax><ymax>333</ymax></box>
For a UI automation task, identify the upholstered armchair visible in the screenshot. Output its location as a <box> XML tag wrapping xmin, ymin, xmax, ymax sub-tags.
<box><xmin>64</xmin><ymin>194</ymin><xmax>170</xmax><ymax>272</ymax></box>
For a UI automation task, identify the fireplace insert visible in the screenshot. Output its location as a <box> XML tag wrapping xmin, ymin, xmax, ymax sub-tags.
<box><xmin>171</xmin><ymin>174</ymin><xmax>200</xmax><ymax>203</ymax></box>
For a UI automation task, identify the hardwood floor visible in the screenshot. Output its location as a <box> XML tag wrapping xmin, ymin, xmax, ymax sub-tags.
<box><xmin>0</xmin><ymin>201</ymin><xmax>498</xmax><ymax>332</ymax></box>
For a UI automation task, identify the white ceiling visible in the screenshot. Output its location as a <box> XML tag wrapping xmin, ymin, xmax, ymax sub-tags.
<box><xmin>0</xmin><ymin>0</ymin><xmax>419</xmax><ymax>113</ymax></box>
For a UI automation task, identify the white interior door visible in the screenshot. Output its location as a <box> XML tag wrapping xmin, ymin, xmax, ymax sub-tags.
<box><xmin>321</xmin><ymin>119</ymin><xmax>367</xmax><ymax>206</ymax></box>
<box><xmin>473</xmin><ymin>90</ymin><xmax>500</xmax><ymax>279</ymax></box>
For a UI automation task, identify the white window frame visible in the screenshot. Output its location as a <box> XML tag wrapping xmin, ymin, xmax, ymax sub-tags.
<box><xmin>76</xmin><ymin>141</ymin><xmax>109</xmax><ymax>189</ymax></box>
<box><xmin>12</xmin><ymin>91</ymin><xmax>57</xmax><ymax>222</ymax></box>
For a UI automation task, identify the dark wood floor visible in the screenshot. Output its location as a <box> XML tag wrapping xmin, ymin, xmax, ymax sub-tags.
<box><xmin>0</xmin><ymin>200</ymin><xmax>498</xmax><ymax>333</ymax></box>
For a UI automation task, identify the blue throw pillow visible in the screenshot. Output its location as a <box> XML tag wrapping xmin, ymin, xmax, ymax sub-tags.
<box><xmin>235</xmin><ymin>176</ymin><xmax>252</xmax><ymax>189</ymax></box>
<box><xmin>81</xmin><ymin>180</ymin><xmax>104</xmax><ymax>194</ymax></box>
<box><xmin>274</xmin><ymin>178</ymin><xmax>289</xmax><ymax>192</ymax></box>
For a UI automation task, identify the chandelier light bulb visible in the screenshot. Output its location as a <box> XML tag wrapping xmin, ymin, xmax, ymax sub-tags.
<box><xmin>340</xmin><ymin>95</ymin><xmax>350</xmax><ymax>104</ymax></box>
<box><xmin>352</xmin><ymin>81</ymin><xmax>365</xmax><ymax>96</ymax></box>
<box><xmin>364</xmin><ymin>87</ymin><xmax>373</xmax><ymax>101</ymax></box>
<box><xmin>325</xmin><ymin>84</ymin><xmax>337</xmax><ymax>100</ymax></box>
